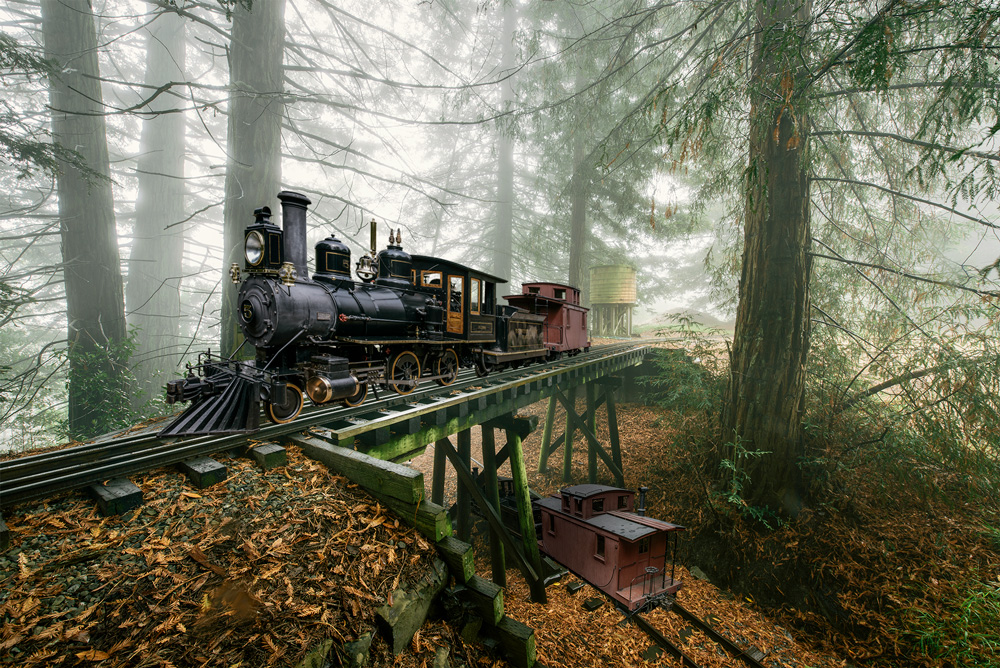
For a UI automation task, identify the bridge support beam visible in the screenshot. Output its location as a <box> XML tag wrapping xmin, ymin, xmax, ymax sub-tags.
<box><xmin>436</xmin><ymin>417</ymin><xmax>546</xmax><ymax>603</ymax></box>
<box><xmin>480</xmin><ymin>425</ymin><xmax>506</xmax><ymax>587</ymax></box>
<box><xmin>537</xmin><ymin>377</ymin><xmax>625</xmax><ymax>487</ymax></box>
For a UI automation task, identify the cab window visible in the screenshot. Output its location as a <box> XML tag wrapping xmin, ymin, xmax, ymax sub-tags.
<box><xmin>421</xmin><ymin>270</ymin><xmax>442</xmax><ymax>288</ymax></box>
<box><xmin>470</xmin><ymin>278</ymin><xmax>481</xmax><ymax>314</ymax></box>
<box><xmin>449</xmin><ymin>275</ymin><xmax>464</xmax><ymax>312</ymax></box>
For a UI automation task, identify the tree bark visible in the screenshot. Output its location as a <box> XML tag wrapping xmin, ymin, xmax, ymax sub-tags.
<box><xmin>720</xmin><ymin>0</ymin><xmax>812</xmax><ymax>515</ymax></box>
<box><xmin>221</xmin><ymin>0</ymin><xmax>286</xmax><ymax>356</ymax></box>
<box><xmin>567</xmin><ymin>70</ymin><xmax>588</xmax><ymax>292</ymax></box>
<box><xmin>41</xmin><ymin>0</ymin><xmax>129</xmax><ymax>438</ymax></box>
<box><xmin>126</xmin><ymin>7</ymin><xmax>186</xmax><ymax>409</ymax></box>
<box><xmin>493</xmin><ymin>0</ymin><xmax>516</xmax><ymax>281</ymax></box>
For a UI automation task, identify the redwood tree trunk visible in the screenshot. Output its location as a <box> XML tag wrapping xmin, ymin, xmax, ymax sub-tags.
<box><xmin>127</xmin><ymin>8</ymin><xmax>186</xmax><ymax>409</ymax></box>
<box><xmin>41</xmin><ymin>0</ymin><xmax>129</xmax><ymax>438</ymax></box>
<box><xmin>493</xmin><ymin>0</ymin><xmax>517</xmax><ymax>281</ymax></box>
<box><xmin>221</xmin><ymin>1</ymin><xmax>286</xmax><ymax>356</ymax></box>
<box><xmin>720</xmin><ymin>0</ymin><xmax>813</xmax><ymax>515</ymax></box>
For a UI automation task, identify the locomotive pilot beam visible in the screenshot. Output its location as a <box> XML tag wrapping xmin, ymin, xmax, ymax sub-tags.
<box><xmin>161</xmin><ymin>191</ymin><xmax>591</xmax><ymax>437</ymax></box>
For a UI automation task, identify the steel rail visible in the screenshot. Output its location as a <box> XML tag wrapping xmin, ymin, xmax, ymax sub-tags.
<box><xmin>632</xmin><ymin>613</ymin><xmax>702</xmax><ymax>668</ymax></box>
<box><xmin>0</xmin><ymin>343</ymin><xmax>646</xmax><ymax>510</ymax></box>
<box><xmin>670</xmin><ymin>602</ymin><xmax>768</xmax><ymax>668</ymax></box>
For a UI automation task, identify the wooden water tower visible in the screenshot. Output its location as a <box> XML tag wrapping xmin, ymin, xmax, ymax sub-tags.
<box><xmin>589</xmin><ymin>265</ymin><xmax>636</xmax><ymax>337</ymax></box>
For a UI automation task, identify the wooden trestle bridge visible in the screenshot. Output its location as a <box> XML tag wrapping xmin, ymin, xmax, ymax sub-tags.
<box><xmin>294</xmin><ymin>342</ymin><xmax>649</xmax><ymax>604</ymax></box>
<box><xmin>1</xmin><ymin>343</ymin><xmax>650</xmax><ymax>608</ymax></box>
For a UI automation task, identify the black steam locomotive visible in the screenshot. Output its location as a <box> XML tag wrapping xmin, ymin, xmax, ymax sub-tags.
<box><xmin>160</xmin><ymin>191</ymin><xmax>579</xmax><ymax>437</ymax></box>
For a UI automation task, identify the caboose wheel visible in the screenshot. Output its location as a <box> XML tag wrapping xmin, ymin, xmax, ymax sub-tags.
<box><xmin>341</xmin><ymin>381</ymin><xmax>368</xmax><ymax>407</ymax></box>
<box><xmin>389</xmin><ymin>350</ymin><xmax>420</xmax><ymax>395</ymax></box>
<box><xmin>266</xmin><ymin>382</ymin><xmax>304</xmax><ymax>423</ymax></box>
<box><xmin>435</xmin><ymin>349</ymin><xmax>458</xmax><ymax>386</ymax></box>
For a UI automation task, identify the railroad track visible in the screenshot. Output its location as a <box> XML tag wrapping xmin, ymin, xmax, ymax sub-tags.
<box><xmin>0</xmin><ymin>343</ymin><xmax>646</xmax><ymax>511</ymax></box>
<box><xmin>633</xmin><ymin>601</ymin><xmax>768</xmax><ymax>668</ymax></box>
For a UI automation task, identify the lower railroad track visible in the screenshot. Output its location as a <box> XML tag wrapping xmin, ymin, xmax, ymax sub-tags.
<box><xmin>633</xmin><ymin>601</ymin><xmax>768</xmax><ymax>668</ymax></box>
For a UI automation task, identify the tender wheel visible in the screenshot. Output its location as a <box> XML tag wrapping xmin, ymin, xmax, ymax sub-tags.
<box><xmin>475</xmin><ymin>357</ymin><xmax>494</xmax><ymax>377</ymax></box>
<box><xmin>266</xmin><ymin>382</ymin><xmax>303</xmax><ymax>423</ymax></box>
<box><xmin>389</xmin><ymin>350</ymin><xmax>421</xmax><ymax>395</ymax></box>
<box><xmin>435</xmin><ymin>349</ymin><xmax>459</xmax><ymax>386</ymax></box>
<box><xmin>341</xmin><ymin>381</ymin><xmax>368</xmax><ymax>407</ymax></box>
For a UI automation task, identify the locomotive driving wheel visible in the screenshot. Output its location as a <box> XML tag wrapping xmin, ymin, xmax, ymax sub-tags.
<box><xmin>266</xmin><ymin>382</ymin><xmax>304</xmax><ymax>423</ymax></box>
<box><xmin>388</xmin><ymin>350</ymin><xmax>420</xmax><ymax>395</ymax></box>
<box><xmin>435</xmin><ymin>349</ymin><xmax>459</xmax><ymax>386</ymax></box>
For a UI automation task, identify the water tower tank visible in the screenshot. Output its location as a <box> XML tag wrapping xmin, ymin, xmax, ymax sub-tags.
<box><xmin>589</xmin><ymin>265</ymin><xmax>637</xmax><ymax>337</ymax></box>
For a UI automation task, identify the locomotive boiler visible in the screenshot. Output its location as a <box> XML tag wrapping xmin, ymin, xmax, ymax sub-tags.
<box><xmin>160</xmin><ymin>190</ymin><xmax>589</xmax><ymax>437</ymax></box>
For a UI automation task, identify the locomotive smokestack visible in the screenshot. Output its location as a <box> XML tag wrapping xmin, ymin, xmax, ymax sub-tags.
<box><xmin>278</xmin><ymin>190</ymin><xmax>311</xmax><ymax>281</ymax></box>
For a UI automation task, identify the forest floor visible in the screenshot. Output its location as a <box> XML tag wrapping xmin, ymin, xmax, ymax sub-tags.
<box><xmin>3</xmin><ymin>339</ymin><xmax>997</xmax><ymax>667</ymax></box>
<box><xmin>410</xmin><ymin>375</ymin><xmax>999</xmax><ymax>668</ymax></box>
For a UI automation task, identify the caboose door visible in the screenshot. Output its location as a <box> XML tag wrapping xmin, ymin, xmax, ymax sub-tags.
<box><xmin>447</xmin><ymin>275</ymin><xmax>464</xmax><ymax>335</ymax></box>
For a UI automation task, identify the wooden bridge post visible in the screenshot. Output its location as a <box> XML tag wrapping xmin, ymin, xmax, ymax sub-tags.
<box><xmin>456</xmin><ymin>429</ymin><xmax>472</xmax><ymax>542</ymax></box>
<box><xmin>536</xmin><ymin>396</ymin><xmax>557</xmax><ymax>473</ymax></box>
<box><xmin>503</xmin><ymin>415</ymin><xmax>546</xmax><ymax>601</ymax></box>
<box><xmin>480</xmin><ymin>425</ymin><xmax>506</xmax><ymax>587</ymax></box>
<box><xmin>561</xmin><ymin>385</ymin><xmax>576</xmax><ymax>482</ymax></box>
<box><xmin>431</xmin><ymin>438</ymin><xmax>447</xmax><ymax>505</ymax></box>
<box><xmin>437</xmin><ymin>432</ymin><xmax>546</xmax><ymax>603</ymax></box>
<box><xmin>601</xmin><ymin>377</ymin><xmax>624</xmax><ymax>472</ymax></box>
<box><xmin>586</xmin><ymin>383</ymin><xmax>598</xmax><ymax>484</ymax></box>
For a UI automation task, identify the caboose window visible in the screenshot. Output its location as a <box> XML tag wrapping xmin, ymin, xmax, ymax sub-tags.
<box><xmin>527</xmin><ymin>286</ymin><xmax>540</xmax><ymax>294</ymax></box>
<box><xmin>470</xmin><ymin>278</ymin><xmax>481</xmax><ymax>314</ymax></box>
<box><xmin>638</xmin><ymin>537</ymin><xmax>650</xmax><ymax>554</ymax></box>
<box><xmin>574</xmin><ymin>498</ymin><xmax>583</xmax><ymax>515</ymax></box>
<box><xmin>595</xmin><ymin>535</ymin><xmax>605</xmax><ymax>559</ymax></box>
<box><xmin>421</xmin><ymin>270</ymin><xmax>442</xmax><ymax>288</ymax></box>
<box><xmin>592</xmin><ymin>498</ymin><xmax>604</xmax><ymax>512</ymax></box>
<box><xmin>554</xmin><ymin>288</ymin><xmax>566</xmax><ymax>300</ymax></box>
<box><xmin>618</xmin><ymin>495</ymin><xmax>628</xmax><ymax>509</ymax></box>
<box><xmin>548</xmin><ymin>514</ymin><xmax>556</xmax><ymax>535</ymax></box>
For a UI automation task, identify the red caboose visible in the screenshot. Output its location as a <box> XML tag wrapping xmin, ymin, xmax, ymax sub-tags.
<box><xmin>503</xmin><ymin>282</ymin><xmax>590</xmax><ymax>357</ymax></box>
<box><xmin>535</xmin><ymin>485</ymin><xmax>684</xmax><ymax>611</ymax></box>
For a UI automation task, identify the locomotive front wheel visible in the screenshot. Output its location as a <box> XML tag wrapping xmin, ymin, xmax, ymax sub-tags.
<box><xmin>266</xmin><ymin>382</ymin><xmax>304</xmax><ymax>423</ymax></box>
<box><xmin>389</xmin><ymin>350</ymin><xmax>421</xmax><ymax>395</ymax></box>
<box><xmin>341</xmin><ymin>381</ymin><xmax>368</xmax><ymax>407</ymax></box>
<box><xmin>435</xmin><ymin>349</ymin><xmax>459</xmax><ymax>386</ymax></box>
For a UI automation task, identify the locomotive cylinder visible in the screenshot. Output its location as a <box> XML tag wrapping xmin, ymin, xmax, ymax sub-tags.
<box><xmin>279</xmin><ymin>191</ymin><xmax>312</xmax><ymax>281</ymax></box>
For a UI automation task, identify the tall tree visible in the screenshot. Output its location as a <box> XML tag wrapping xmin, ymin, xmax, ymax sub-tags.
<box><xmin>221</xmin><ymin>0</ymin><xmax>285</xmax><ymax>356</ymax></box>
<box><xmin>126</xmin><ymin>7</ymin><xmax>187</xmax><ymax>408</ymax></box>
<box><xmin>719</xmin><ymin>0</ymin><xmax>813</xmax><ymax>513</ymax></box>
<box><xmin>41</xmin><ymin>0</ymin><xmax>129</xmax><ymax>438</ymax></box>
<box><xmin>494</xmin><ymin>0</ymin><xmax>517</xmax><ymax>281</ymax></box>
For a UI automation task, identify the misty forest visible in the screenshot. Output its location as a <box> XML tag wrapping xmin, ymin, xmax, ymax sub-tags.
<box><xmin>1</xmin><ymin>0</ymin><xmax>999</xmax><ymax>666</ymax></box>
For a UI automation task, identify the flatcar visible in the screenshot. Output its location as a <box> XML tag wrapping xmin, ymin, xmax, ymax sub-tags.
<box><xmin>534</xmin><ymin>484</ymin><xmax>684</xmax><ymax>611</ymax></box>
<box><xmin>160</xmin><ymin>191</ymin><xmax>589</xmax><ymax>437</ymax></box>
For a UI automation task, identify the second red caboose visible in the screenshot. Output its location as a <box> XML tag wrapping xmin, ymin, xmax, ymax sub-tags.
<box><xmin>504</xmin><ymin>282</ymin><xmax>590</xmax><ymax>357</ymax></box>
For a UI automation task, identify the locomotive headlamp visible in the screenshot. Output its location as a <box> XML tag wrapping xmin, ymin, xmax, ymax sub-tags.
<box><xmin>245</xmin><ymin>230</ymin><xmax>265</xmax><ymax>266</ymax></box>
